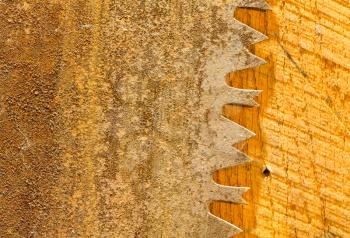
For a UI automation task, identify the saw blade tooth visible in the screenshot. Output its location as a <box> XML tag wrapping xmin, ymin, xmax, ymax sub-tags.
<box><xmin>210</xmin><ymin>116</ymin><xmax>255</xmax><ymax>150</ymax></box>
<box><xmin>221</xmin><ymin>86</ymin><xmax>262</xmax><ymax>107</ymax></box>
<box><xmin>207</xmin><ymin>213</ymin><xmax>242</xmax><ymax>238</ymax></box>
<box><xmin>234</xmin><ymin>49</ymin><xmax>267</xmax><ymax>71</ymax></box>
<box><xmin>202</xmin><ymin>85</ymin><xmax>261</xmax><ymax>108</ymax></box>
<box><xmin>237</xmin><ymin>0</ymin><xmax>271</xmax><ymax>10</ymax></box>
<box><xmin>208</xmin><ymin>149</ymin><xmax>252</xmax><ymax>172</ymax></box>
<box><xmin>233</xmin><ymin>18</ymin><xmax>268</xmax><ymax>46</ymax></box>
<box><xmin>208</xmin><ymin>183</ymin><xmax>249</xmax><ymax>204</ymax></box>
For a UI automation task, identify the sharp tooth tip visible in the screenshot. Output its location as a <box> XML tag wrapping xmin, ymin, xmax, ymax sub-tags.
<box><xmin>236</xmin><ymin>1</ymin><xmax>272</xmax><ymax>10</ymax></box>
<box><xmin>248</xmin><ymin>53</ymin><xmax>267</xmax><ymax>66</ymax></box>
<box><xmin>249</xmin><ymin>131</ymin><xmax>256</xmax><ymax>137</ymax></box>
<box><xmin>207</xmin><ymin>213</ymin><xmax>243</xmax><ymax>236</ymax></box>
<box><xmin>264</xmin><ymin>4</ymin><xmax>273</xmax><ymax>10</ymax></box>
<box><xmin>244</xmin><ymin>157</ymin><xmax>253</xmax><ymax>164</ymax></box>
<box><xmin>252</xmin><ymin>101</ymin><xmax>260</xmax><ymax>107</ymax></box>
<box><xmin>255</xmin><ymin>57</ymin><xmax>267</xmax><ymax>65</ymax></box>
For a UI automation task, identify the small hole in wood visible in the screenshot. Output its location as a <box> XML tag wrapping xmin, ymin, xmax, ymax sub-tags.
<box><xmin>263</xmin><ymin>167</ymin><xmax>271</xmax><ymax>177</ymax></box>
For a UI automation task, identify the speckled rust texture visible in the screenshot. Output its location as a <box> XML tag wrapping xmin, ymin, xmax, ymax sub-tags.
<box><xmin>0</xmin><ymin>1</ymin><xmax>268</xmax><ymax>237</ymax></box>
<box><xmin>0</xmin><ymin>2</ymin><xmax>63</xmax><ymax>236</ymax></box>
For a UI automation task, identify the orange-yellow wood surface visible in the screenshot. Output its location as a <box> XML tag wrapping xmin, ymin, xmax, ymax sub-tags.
<box><xmin>212</xmin><ymin>1</ymin><xmax>350</xmax><ymax>237</ymax></box>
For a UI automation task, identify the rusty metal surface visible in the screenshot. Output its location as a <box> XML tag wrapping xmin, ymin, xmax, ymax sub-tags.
<box><xmin>0</xmin><ymin>1</ymin><xmax>269</xmax><ymax>237</ymax></box>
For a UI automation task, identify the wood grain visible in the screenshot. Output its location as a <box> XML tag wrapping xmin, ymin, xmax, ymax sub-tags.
<box><xmin>212</xmin><ymin>1</ymin><xmax>350</xmax><ymax>237</ymax></box>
